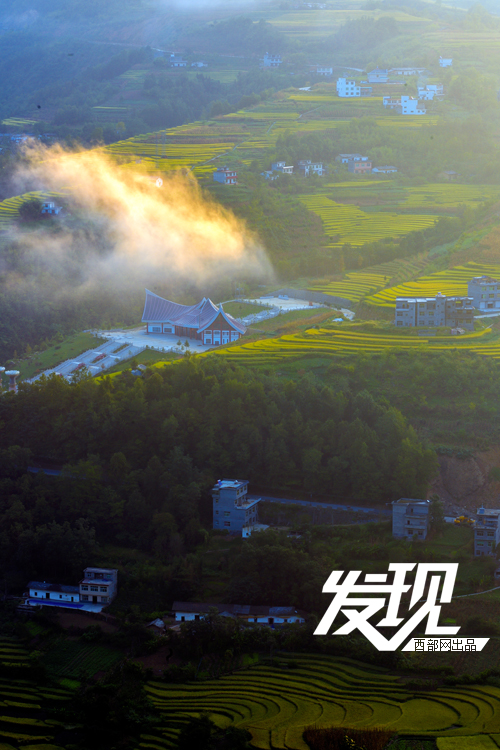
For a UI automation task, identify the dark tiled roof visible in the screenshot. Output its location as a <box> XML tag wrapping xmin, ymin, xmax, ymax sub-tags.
<box><xmin>172</xmin><ymin>601</ymin><xmax>306</xmax><ymax>617</ymax></box>
<box><xmin>142</xmin><ymin>290</ymin><xmax>246</xmax><ymax>334</ymax></box>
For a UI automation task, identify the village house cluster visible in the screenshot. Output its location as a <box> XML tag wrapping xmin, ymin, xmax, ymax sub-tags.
<box><xmin>392</xmin><ymin>500</ymin><xmax>500</xmax><ymax>560</ymax></box>
<box><xmin>393</xmin><ymin>276</ymin><xmax>500</xmax><ymax>330</ymax></box>
<box><xmin>23</xmin><ymin>568</ymin><xmax>118</xmax><ymax>612</ymax></box>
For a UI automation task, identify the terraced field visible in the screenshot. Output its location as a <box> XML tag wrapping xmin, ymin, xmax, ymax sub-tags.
<box><xmin>299</xmin><ymin>195</ymin><xmax>439</xmax><ymax>247</ymax></box>
<box><xmin>0</xmin><ymin>191</ymin><xmax>62</xmax><ymax>229</ymax></box>
<box><xmin>0</xmin><ymin>637</ymin><xmax>71</xmax><ymax>749</ymax></box>
<box><xmin>139</xmin><ymin>653</ymin><xmax>500</xmax><ymax>750</ymax></box>
<box><xmin>210</xmin><ymin>323</ymin><xmax>500</xmax><ymax>367</ymax></box>
<box><xmin>105</xmin><ymin>136</ymin><xmax>234</xmax><ymax>173</ymax></box>
<box><xmin>309</xmin><ymin>256</ymin><xmax>430</xmax><ymax>303</ymax></box>
<box><xmin>367</xmin><ymin>262</ymin><xmax>500</xmax><ymax>308</ymax></box>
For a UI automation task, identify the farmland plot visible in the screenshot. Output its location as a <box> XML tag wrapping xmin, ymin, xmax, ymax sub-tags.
<box><xmin>139</xmin><ymin>653</ymin><xmax>500</xmax><ymax>750</ymax></box>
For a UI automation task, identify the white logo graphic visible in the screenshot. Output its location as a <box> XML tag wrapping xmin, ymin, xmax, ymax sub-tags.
<box><xmin>315</xmin><ymin>563</ymin><xmax>488</xmax><ymax>652</ymax></box>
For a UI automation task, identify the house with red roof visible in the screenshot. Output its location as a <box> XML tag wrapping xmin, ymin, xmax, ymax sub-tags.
<box><xmin>142</xmin><ymin>290</ymin><xmax>246</xmax><ymax>346</ymax></box>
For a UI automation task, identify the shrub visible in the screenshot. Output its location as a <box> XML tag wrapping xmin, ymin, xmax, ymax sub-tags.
<box><xmin>303</xmin><ymin>725</ymin><xmax>395</xmax><ymax>750</ymax></box>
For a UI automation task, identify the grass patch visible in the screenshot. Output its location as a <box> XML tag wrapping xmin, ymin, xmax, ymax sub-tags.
<box><xmin>15</xmin><ymin>332</ymin><xmax>106</xmax><ymax>381</ymax></box>
<box><xmin>220</xmin><ymin>301</ymin><xmax>271</xmax><ymax>317</ymax></box>
<box><xmin>103</xmin><ymin>348</ymin><xmax>182</xmax><ymax>375</ymax></box>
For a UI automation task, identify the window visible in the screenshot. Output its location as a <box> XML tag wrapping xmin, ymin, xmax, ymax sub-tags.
<box><xmin>100</xmin><ymin>587</ymin><xmax>107</xmax><ymax>592</ymax></box>
<box><xmin>81</xmin><ymin>585</ymin><xmax>88</xmax><ymax>591</ymax></box>
<box><xmin>224</xmin><ymin>521</ymin><xmax>231</xmax><ymax>527</ymax></box>
<box><xmin>215</xmin><ymin>510</ymin><xmax>219</xmax><ymax>515</ymax></box>
<box><xmin>101</xmin><ymin>597</ymin><xmax>108</xmax><ymax>603</ymax></box>
<box><xmin>224</xmin><ymin>511</ymin><xmax>230</xmax><ymax>517</ymax></box>
<box><xmin>90</xmin><ymin>586</ymin><xmax>98</xmax><ymax>592</ymax></box>
<box><xmin>152</xmin><ymin>326</ymin><xmax>161</xmax><ymax>332</ymax></box>
<box><xmin>82</xmin><ymin>595</ymin><xmax>88</xmax><ymax>601</ymax></box>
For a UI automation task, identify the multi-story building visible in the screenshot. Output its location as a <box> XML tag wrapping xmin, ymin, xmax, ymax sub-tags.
<box><xmin>297</xmin><ymin>160</ymin><xmax>325</xmax><ymax>176</ymax></box>
<box><xmin>262</xmin><ymin>53</ymin><xmax>282</xmax><ymax>68</ymax></box>
<box><xmin>467</xmin><ymin>276</ymin><xmax>500</xmax><ymax>312</ymax></box>
<box><xmin>392</xmin><ymin>498</ymin><xmax>430</xmax><ymax>540</ymax></box>
<box><xmin>315</xmin><ymin>66</ymin><xmax>333</xmax><ymax>76</ymax></box>
<box><xmin>336</xmin><ymin>78</ymin><xmax>372</xmax><ymax>97</ymax></box>
<box><xmin>347</xmin><ymin>158</ymin><xmax>372</xmax><ymax>174</ymax></box>
<box><xmin>213</xmin><ymin>166</ymin><xmax>237</xmax><ymax>185</ymax></box>
<box><xmin>212</xmin><ymin>479</ymin><xmax>260</xmax><ymax>533</ymax></box>
<box><xmin>417</xmin><ymin>84</ymin><xmax>444</xmax><ymax>101</ymax></box>
<box><xmin>395</xmin><ymin>293</ymin><xmax>474</xmax><ymax>330</ymax></box>
<box><xmin>271</xmin><ymin>160</ymin><xmax>294</xmax><ymax>175</ymax></box>
<box><xmin>79</xmin><ymin>567</ymin><xmax>118</xmax><ymax>605</ymax></box>
<box><xmin>474</xmin><ymin>507</ymin><xmax>500</xmax><ymax>556</ymax></box>
<box><xmin>383</xmin><ymin>95</ymin><xmax>427</xmax><ymax>115</ymax></box>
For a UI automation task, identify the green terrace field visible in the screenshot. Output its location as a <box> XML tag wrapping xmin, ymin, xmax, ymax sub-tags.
<box><xmin>244</xmin><ymin>6</ymin><xmax>432</xmax><ymax>38</ymax></box>
<box><xmin>0</xmin><ymin>191</ymin><xmax>63</xmax><ymax>230</ymax></box>
<box><xmin>105</xmin><ymin>136</ymin><xmax>235</xmax><ymax>174</ymax></box>
<box><xmin>205</xmin><ymin>323</ymin><xmax>500</xmax><ymax>368</ymax></box>
<box><xmin>309</xmin><ymin>256</ymin><xmax>430</xmax><ymax>302</ymax></box>
<box><xmin>299</xmin><ymin>194</ymin><xmax>439</xmax><ymax>247</ymax></box>
<box><xmin>140</xmin><ymin>653</ymin><xmax>500</xmax><ymax>750</ymax></box>
<box><xmin>0</xmin><ymin>637</ymin><xmax>72</xmax><ymax>750</ymax></box>
<box><xmin>324</xmin><ymin>183</ymin><xmax>500</xmax><ymax>212</ymax></box>
<box><xmin>367</xmin><ymin>261</ymin><xmax>500</xmax><ymax>308</ymax></box>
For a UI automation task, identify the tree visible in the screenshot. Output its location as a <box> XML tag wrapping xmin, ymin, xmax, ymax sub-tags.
<box><xmin>429</xmin><ymin>494</ymin><xmax>446</xmax><ymax>535</ymax></box>
<box><xmin>18</xmin><ymin>198</ymin><xmax>42</xmax><ymax>222</ymax></box>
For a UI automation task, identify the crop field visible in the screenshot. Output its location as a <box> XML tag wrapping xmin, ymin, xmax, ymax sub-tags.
<box><xmin>0</xmin><ymin>638</ymin><xmax>71</xmax><ymax>749</ymax></box>
<box><xmin>42</xmin><ymin>639</ymin><xmax>122</xmax><ymax>678</ymax></box>
<box><xmin>208</xmin><ymin>322</ymin><xmax>500</xmax><ymax>368</ymax></box>
<box><xmin>309</xmin><ymin>256</ymin><xmax>430</xmax><ymax>302</ymax></box>
<box><xmin>367</xmin><ymin>262</ymin><xmax>500</xmax><ymax>308</ymax></box>
<box><xmin>105</xmin><ymin>137</ymin><xmax>234</xmax><ymax>172</ymax></box>
<box><xmin>0</xmin><ymin>191</ymin><xmax>61</xmax><ymax>229</ymax></box>
<box><xmin>139</xmin><ymin>653</ymin><xmax>500</xmax><ymax>750</ymax></box>
<box><xmin>299</xmin><ymin>194</ymin><xmax>438</xmax><ymax>247</ymax></box>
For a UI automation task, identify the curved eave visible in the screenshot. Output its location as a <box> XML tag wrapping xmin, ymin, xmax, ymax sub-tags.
<box><xmin>197</xmin><ymin>305</ymin><xmax>246</xmax><ymax>335</ymax></box>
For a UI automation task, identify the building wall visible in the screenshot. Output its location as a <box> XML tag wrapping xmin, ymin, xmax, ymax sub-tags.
<box><xmin>29</xmin><ymin>589</ymin><xmax>78</xmax><ymax>602</ymax></box>
<box><xmin>468</xmin><ymin>278</ymin><xmax>500</xmax><ymax>310</ymax></box>
<box><xmin>395</xmin><ymin>295</ymin><xmax>474</xmax><ymax>330</ymax></box>
<box><xmin>474</xmin><ymin>514</ymin><xmax>500</xmax><ymax>556</ymax></box>
<box><xmin>392</xmin><ymin>501</ymin><xmax>429</xmax><ymax>539</ymax></box>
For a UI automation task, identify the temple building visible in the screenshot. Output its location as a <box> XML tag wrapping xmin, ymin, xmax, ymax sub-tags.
<box><xmin>142</xmin><ymin>289</ymin><xmax>246</xmax><ymax>345</ymax></box>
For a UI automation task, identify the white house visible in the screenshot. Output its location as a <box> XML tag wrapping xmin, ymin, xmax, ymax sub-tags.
<box><xmin>191</xmin><ymin>61</ymin><xmax>208</xmax><ymax>68</ymax></box>
<box><xmin>368</xmin><ymin>67</ymin><xmax>388</xmax><ymax>83</ymax></box>
<box><xmin>439</xmin><ymin>56</ymin><xmax>452</xmax><ymax>67</ymax></box>
<box><xmin>172</xmin><ymin>601</ymin><xmax>306</xmax><ymax>625</ymax></box>
<box><xmin>213</xmin><ymin>166</ymin><xmax>237</xmax><ymax>185</ymax></box>
<box><xmin>28</xmin><ymin>582</ymin><xmax>79</xmax><ymax>604</ymax></box>
<box><xmin>41</xmin><ymin>201</ymin><xmax>62</xmax><ymax>215</ymax></box>
<box><xmin>271</xmin><ymin>160</ymin><xmax>293</xmax><ymax>175</ymax></box>
<box><xmin>372</xmin><ymin>166</ymin><xmax>398</xmax><ymax>174</ymax></box>
<box><xmin>417</xmin><ymin>84</ymin><xmax>444</xmax><ymax>100</ymax></box>
<box><xmin>297</xmin><ymin>160</ymin><xmax>325</xmax><ymax>176</ymax></box>
<box><xmin>401</xmin><ymin>96</ymin><xmax>426</xmax><ymax>115</ymax></box>
<box><xmin>25</xmin><ymin>567</ymin><xmax>117</xmax><ymax>612</ymax></box>
<box><xmin>170</xmin><ymin>55</ymin><xmax>187</xmax><ymax>67</ymax></box>
<box><xmin>79</xmin><ymin>567</ymin><xmax>118</xmax><ymax>605</ymax></box>
<box><xmin>337</xmin><ymin>77</ymin><xmax>359</xmax><ymax>97</ymax></box>
<box><xmin>315</xmin><ymin>66</ymin><xmax>333</xmax><ymax>76</ymax></box>
<box><xmin>383</xmin><ymin>95</ymin><xmax>426</xmax><ymax>115</ymax></box>
<box><xmin>389</xmin><ymin>67</ymin><xmax>427</xmax><ymax>76</ymax></box>
<box><xmin>335</xmin><ymin>152</ymin><xmax>367</xmax><ymax>164</ymax></box>
<box><xmin>262</xmin><ymin>53</ymin><xmax>282</xmax><ymax>68</ymax></box>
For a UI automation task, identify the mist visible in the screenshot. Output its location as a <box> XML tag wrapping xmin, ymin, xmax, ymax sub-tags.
<box><xmin>10</xmin><ymin>142</ymin><xmax>272</xmax><ymax>299</ymax></box>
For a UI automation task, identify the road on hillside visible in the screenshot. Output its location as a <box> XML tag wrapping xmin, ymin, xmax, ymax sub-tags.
<box><xmin>248</xmin><ymin>495</ymin><xmax>391</xmax><ymax>516</ymax></box>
